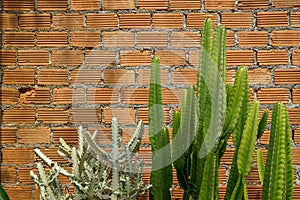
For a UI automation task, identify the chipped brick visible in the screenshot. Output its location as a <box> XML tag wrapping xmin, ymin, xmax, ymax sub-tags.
<box><xmin>19</xmin><ymin>88</ymin><xmax>50</xmax><ymax>104</ymax></box>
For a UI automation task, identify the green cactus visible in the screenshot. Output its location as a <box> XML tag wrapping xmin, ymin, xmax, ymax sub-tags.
<box><xmin>0</xmin><ymin>186</ymin><xmax>10</xmax><ymax>200</ymax></box>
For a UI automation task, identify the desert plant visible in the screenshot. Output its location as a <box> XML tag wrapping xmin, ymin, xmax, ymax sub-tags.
<box><xmin>31</xmin><ymin>118</ymin><xmax>150</xmax><ymax>200</ymax></box>
<box><xmin>0</xmin><ymin>185</ymin><xmax>10</xmax><ymax>200</ymax></box>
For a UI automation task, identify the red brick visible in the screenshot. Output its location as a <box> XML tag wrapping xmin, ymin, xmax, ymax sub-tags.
<box><xmin>205</xmin><ymin>0</ymin><xmax>235</xmax><ymax>10</ymax></box>
<box><xmin>87</xmin><ymin>13</ymin><xmax>118</xmax><ymax>29</ymax></box>
<box><xmin>37</xmin><ymin>32</ymin><xmax>68</xmax><ymax>47</ymax></box>
<box><xmin>3</xmin><ymin>69</ymin><xmax>35</xmax><ymax>84</ymax></box>
<box><xmin>52</xmin><ymin>50</ymin><xmax>82</xmax><ymax>66</ymax></box>
<box><xmin>274</xmin><ymin>69</ymin><xmax>300</xmax><ymax>85</ymax></box>
<box><xmin>4</xmin><ymin>186</ymin><xmax>33</xmax><ymax>200</ymax></box>
<box><xmin>36</xmin><ymin>0</ymin><xmax>68</xmax><ymax>10</ymax></box>
<box><xmin>52</xmin><ymin>127</ymin><xmax>78</xmax><ymax>144</ymax></box>
<box><xmin>289</xmin><ymin>108</ymin><xmax>300</xmax><ymax>125</ymax></box>
<box><xmin>18</xmin><ymin>167</ymin><xmax>35</xmax><ymax>184</ymax></box>
<box><xmin>293</xmin><ymin>89</ymin><xmax>300</xmax><ymax>104</ymax></box>
<box><xmin>153</xmin><ymin>13</ymin><xmax>183</xmax><ymax>28</ymax></box>
<box><xmin>238</xmin><ymin>0</ymin><xmax>269</xmax><ymax>9</ymax></box>
<box><xmin>0</xmin><ymin>88</ymin><xmax>19</xmax><ymax>104</ymax></box>
<box><xmin>38</xmin><ymin>109</ymin><xmax>69</xmax><ymax>124</ymax></box>
<box><xmin>226</xmin><ymin>50</ymin><xmax>254</xmax><ymax>66</ymax></box>
<box><xmin>226</xmin><ymin>30</ymin><xmax>235</xmax><ymax>47</ymax></box>
<box><xmin>257</xmin><ymin>11</ymin><xmax>288</xmax><ymax>27</ymax></box>
<box><xmin>3</xmin><ymin>0</ymin><xmax>34</xmax><ymax>11</ymax></box>
<box><xmin>273</xmin><ymin>0</ymin><xmax>300</xmax><ymax>8</ymax></box>
<box><xmin>4</xmin><ymin>32</ymin><xmax>35</xmax><ymax>47</ymax></box>
<box><xmin>36</xmin><ymin>147</ymin><xmax>66</xmax><ymax>163</ymax></box>
<box><xmin>291</xmin><ymin>12</ymin><xmax>300</xmax><ymax>27</ymax></box>
<box><xmin>2</xmin><ymin>148</ymin><xmax>34</xmax><ymax>164</ymax></box>
<box><xmin>85</xmin><ymin>50</ymin><xmax>116</xmax><ymax>66</ymax></box>
<box><xmin>53</xmin><ymin>14</ymin><xmax>84</xmax><ymax>29</ymax></box>
<box><xmin>221</xmin><ymin>12</ymin><xmax>253</xmax><ymax>28</ymax></box>
<box><xmin>103</xmin><ymin>31</ymin><xmax>135</xmax><ymax>47</ymax></box>
<box><xmin>18</xmin><ymin>127</ymin><xmax>50</xmax><ymax>143</ymax></box>
<box><xmin>70</xmin><ymin>31</ymin><xmax>100</xmax><ymax>47</ymax></box>
<box><xmin>186</xmin><ymin>13</ymin><xmax>218</xmax><ymax>28</ymax></box>
<box><xmin>295</xmin><ymin>128</ymin><xmax>300</xmax><ymax>144</ymax></box>
<box><xmin>103</xmin><ymin>69</ymin><xmax>135</xmax><ymax>85</ymax></box>
<box><xmin>103</xmin><ymin>108</ymin><xmax>136</xmax><ymax>124</ymax></box>
<box><xmin>138</xmin><ymin>68</ymin><xmax>169</xmax><ymax>85</ymax></box>
<box><xmin>257</xmin><ymin>88</ymin><xmax>289</xmax><ymax>104</ymax></box>
<box><xmin>248</xmin><ymin>68</ymin><xmax>271</xmax><ymax>84</ymax></box>
<box><xmin>137</xmin><ymin>31</ymin><xmax>168</xmax><ymax>47</ymax></box>
<box><xmin>120</xmin><ymin>50</ymin><xmax>151</xmax><ymax>66</ymax></box>
<box><xmin>38</xmin><ymin>69</ymin><xmax>69</xmax><ymax>85</ymax></box>
<box><xmin>53</xmin><ymin>88</ymin><xmax>85</xmax><ymax>104</ymax></box>
<box><xmin>87</xmin><ymin>88</ymin><xmax>119</xmax><ymax>104</ymax></box>
<box><xmin>0</xmin><ymin>50</ymin><xmax>16</xmax><ymax>65</ymax></box>
<box><xmin>0</xmin><ymin>128</ymin><xmax>17</xmax><ymax>143</ymax></box>
<box><xmin>120</xmin><ymin>13</ymin><xmax>151</xmax><ymax>28</ymax></box>
<box><xmin>0</xmin><ymin>14</ymin><xmax>18</xmax><ymax>30</ymax></box>
<box><xmin>238</xmin><ymin>31</ymin><xmax>269</xmax><ymax>47</ymax></box>
<box><xmin>70</xmin><ymin>108</ymin><xmax>101</xmax><ymax>124</ymax></box>
<box><xmin>19</xmin><ymin>14</ymin><xmax>50</xmax><ymax>29</ymax></box>
<box><xmin>170</xmin><ymin>32</ymin><xmax>201</xmax><ymax>48</ymax></box>
<box><xmin>70</xmin><ymin>0</ymin><xmax>101</xmax><ymax>10</ymax></box>
<box><xmin>273</xmin><ymin>30</ymin><xmax>300</xmax><ymax>46</ymax></box>
<box><xmin>71</xmin><ymin>69</ymin><xmax>102</xmax><ymax>84</ymax></box>
<box><xmin>121</xmin><ymin>88</ymin><xmax>149</xmax><ymax>104</ymax></box>
<box><xmin>19</xmin><ymin>88</ymin><xmax>50</xmax><ymax>104</ymax></box>
<box><xmin>172</xmin><ymin>68</ymin><xmax>198</xmax><ymax>85</ymax></box>
<box><xmin>189</xmin><ymin>50</ymin><xmax>200</xmax><ymax>66</ymax></box>
<box><xmin>138</xmin><ymin>0</ymin><xmax>168</xmax><ymax>10</ymax></box>
<box><xmin>170</xmin><ymin>0</ymin><xmax>200</xmax><ymax>9</ymax></box>
<box><xmin>257</xmin><ymin>50</ymin><xmax>288</xmax><ymax>66</ymax></box>
<box><xmin>155</xmin><ymin>50</ymin><xmax>186</xmax><ymax>66</ymax></box>
<box><xmin>104</xmin><ymin>0</ymin><xmax>135</xmax><ymax>9</ymax></box>
<box><xmin>292</xmin><ymin>50</ymin><xmax>300</xmax><ymax>66</ymax></box>
<box><xmin>137</xmin><ymin>107</ymin><xmax>170</xmax><ymax>124</ymax></box>
<box><xmin>0</xmin><ymin>166</ymin><xmax>17</xmax><ymax>183</ymax></box>
<box><xmin>18</xmin><ymin>50</ymin><xmax>49</xmax><ymax>66</ymax></box>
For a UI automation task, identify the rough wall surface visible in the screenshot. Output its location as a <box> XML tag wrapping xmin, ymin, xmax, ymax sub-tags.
<box><xmin>0</xmin><ymin>0</ymin><xmax>300</xmax><ymax>199</ymax></box>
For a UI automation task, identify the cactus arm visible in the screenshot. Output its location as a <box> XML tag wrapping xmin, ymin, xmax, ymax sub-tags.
<box><xmin>127</xmin><ymin>120</ymin><xmax>144</xmax><ymax>153</ymax></box>
<box><xmin>257</xmin><ymin>149</ymin><xmax>265</xmax><ymax>184</ymax></box>
<box><xmin>257</xmin><ymin>110</ymin><xmax>268</xmax><ymax>139</ymax></box>
<box><xmin>0</xmin><ymin>186</ymin><xmax>9</xmax><ymax>200</ymax></box>
<box><xmin>111</xmin><ymin>118</ymin><xmax>120</xmax><ymax>197</ymax></box>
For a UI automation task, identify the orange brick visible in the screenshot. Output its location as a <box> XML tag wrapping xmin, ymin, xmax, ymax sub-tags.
<box><xmin>257</xmin><ymin>88</ymin><xmax>289</xmax><ymax>104</ymax></box>
<box><xmin>70</xmin><ymin>108</ymin><xmax>101</xmax><ymax>124</ymax></box>
<box><xmin>71</xmin><ymin>69</ymin><xmax>102</xmax><ymax>84</ymax></box>
<box><xmin>36</xmin><ymin>147</ymin><xmax>66</xmax><ymax>163</ymax></box>
<box><xmin>257</xmin><ymin>11</ymin><xmax>288</xmax><ymax>27</ymax></box>
<box><xmin>274</xmin><ymin>69</ymin><xmax>300</xmax><ymax>85</ymax></box>
<box><xmin>295</xmin><ymin>128</ymin><xmax>300</xmax><ymax>144</ymax></box>
<box><xmin>87</xmin><ymin>127</ymin><xmax>114</xmax><ymax>145</ymax></box>
<box><xmin>238</xmin><ymin>31</ymin><xmax>269</xmax><ymax>47</ymax></box>
<box><xmin>153</xmin><ymin>13</ymin><xmax>183</xmax><ymax>28</ymax></box>
<box><xmin>38</xmin><ymin>69</ymin><xmax>69</xmax><ymax>85</ymax></box>
<box><xmin>70</xmin><ymin>31</ymin><xmax>100</xmax><ymax>47</ymax></box>
<box><xmin>37</xmin><ymin>32</ymin><xmax>68</xmax><ymax>47</ymax></box>
<box><xmin>121</xmin><ymin>88</ymin><xmax>149</xmax><ymax>104</ymax></box>
<box><xmin>0</xmin><ymin>50</ymin><xmax>16</xmax><ymax>66</ymax></box>
<box><xmin>248</xmin><ymin>68</ymin><xmax>271</xmax><ymax>84</ymax></box>
<box><xmin>103</xmin><ymin>31</ymin><xmax>135</xmax><ymax>47</ymax></box>
<box><xmin>70</xmin><ymin>0</ymin><xmax>101</xmax><ymax>10</ymax></box>
<box><xmin>257</xmin><ymin>50</ymin><xmax>288</xmax><ymax>66</ymax></box>
<box><xmin>293</xmin><ymin>89</ymin><xmax>300</xmax><ymax>104</ymax></box>
<box><xmin>273</xmin><ymin>30</ymin><xmax>300</xmax><ymax>46</ymax></box>
<box><xmin>171</xmin><ymin>32</ymin><xmax>201</xmax><ymax>48</ymax></box>
<box><xmin>53</xmin><ymin>88</ymin><xmax>85</xmax><ymax>104</ymax></box>
<box><xmin>103</xmin><ymin>108</ymin><xmax>136</xmax><ymax>124</ymax></box>
<box><xmin>52</xmin><ymin>50</ymin><xmax>82</xmax><ymax>66</ymax></box>
<box><xmin>273</xmin><ymin>0</ymin><xmax>300</xmax><ymax>8</ymax></box>
<box><xmin>18</xmin><ymin>50</ymin><xmax>49</xmax><ymax>66</ymax></box>
<box><xmin>0</xmin><ymin>88</ymin><xmax>19</xmax><ymax>104</ymax></box>
<box><xmin>53</xmin><ymin>14</ymin><xmax>84</xmax><ymax>29</ymax></box>
<box><xmin>0</xmin><ymin>128</ymin><xmax>17</xmax><ymax>143</ymax></box>
<box><xmin>293</xmin><ymin>50</ymin><xmax>300</xmax><ymax>65</ymax></box>
<box><xmin>189</xmin><ymin>50</ymin><xmax>200</xmax><ymax>66</ymax></box>
<box><xmin>3</xmin><ymin>0</ymin><xmax>34</xmax><ymax>11</ymax></box>
<box><xmin>226</xmin><ymin>50</ymin><xmax>254</xmax><ymax>66</ymax></box>
<box><xmin>170</xmin><ymin>0</ymin><xmax>200</xmax><ymax>9</ymax></box>
<box><xmin>38</xmin><ymin>109</ymin><xmax>69</xmax><ymax>124</ymax></box>
<box><xmin>162</xmin><ymin>88</ymin><xmax>183</xmax><ymax>104</ymax></box>
<box><xmin>103</xmin><ymin>69</ymin><xmax>135</xmax><ymax>84</ymax></box>
<box><xmin>186</xmin><ymin>13</ymin><xmax>218</xmax><ymax>28</ymax></box>
<box><xmin>3</xmin><ymin>69</ymin><xmax>35</xmax><ymax>84</ymax></box>
<box><xmin>205</xmin><ymin>0</ymin><xmax>235</xmax><ymax>10</ymax></box>
<box><xmin>120</xmin><ymin>13</ymin><xmax>151</xmax><ymax>28</ymax></box>
<box><xmin>18</xmin><ymin>127</ymin><xmax>50</xmax><ymax>143</ymax></box>
<box><xmin>221</xmin><ymin>12</ymin><xmax>253</xmax><ymax>28</ymax></box>
<box><xmin>87</xmin><ymin>88</ymin><xmax>119</xmax><ymax>104</ymax></box>
<box><xmin>87</xmin><ymin>13</ymin><xmax>118</xmax><ymax>29</ymax></box>
<box><xmin>18</xmin><ymin>88</ymin><xmax>50</xmax><ymax>104</ymax></box>
<box><xmin>52</xmin><ymin>127</ymin><xmax>78</xmax><ymax>144</ymax></box>
<box><xmin>19</xmin><ymin>14</ymin><xmax>50</xmax><ymax>29</ymax></box>
<box><xmin>138</xmin><ymin>0</ymin><xmax>168</xmax><ymax>10</ymax></box>
<box><xmin>238</xmin><ymin>0</ymin><xmax>268</xmax><ymax>9</ymax></box>
<box><xmin>85</xmin><ymin>50</ymin><xmax>116</xmax><ymax>66</ymax></box>
<box><xmin>4</xmin><ymin>32</ymin><xmax>35</xmax><ymax>47</ymax></box>
<box><xmin>104</xmin><ymin>0</ymin><xmax>135</xmax><ymax>9</ymax></box>
<box><xmin>137</xmin><ymin>107</ymin><xmax>170</xmax><ymax>124</ymax></box>
<box><xmin>0</xmin><ymin>166</ymin><xmax>17</xmax><ymax>183</ymax></box>
<box><xmin>5</xmin><ymin>186</ymin><xmax>33</xmax><ymax>200</ymax></box>
<box><xmin>137</xmin><ymin>31</ymin><xmax>168</xmax><ymax>47</ymax></box>
<box><xmin>0</xmin><ymin>14</ymin><xmax>18</xmax><ymax>30</ymax></box>
<box><xmin>36</xmin><ymin>0</ymin><xmax>68</xmax><ymax>10</ymax></box>
<box><xmin>226</xmin><ymin>30</ymin><xmax>235</xmax><ymax>47</ymax></box>
<box><xmin>289</xmin><ymin>108</ymin><xmax>300</xmax><ymax>125</ymax></box>
<box><xmin>172</xmin><ymin>68</ymin><xmax>198</xmax><ymax>85</ymax></box>
<box><xmin>18</xmin><ymin>167</ymin><xmax>35</xmax><ymax>184</ymax></box>
<box><xmin>155</xmin><ymin>50</ymin><xmax>186</xmax><ymax>66</ymax></box>
<box><xmin>120</xmin><ymin>50</ymin><xmax>151</xmax><ymax>66</ymax></box>
<box><xmin>138</xmin><ymin>68</ymin><xmax>169</xmax><ymax>85</ymax></box>
<box><xmin>291</xmin><ymin>12</ymin><xmax>300</xmax><ymax>27</ymax></box>
<box><xmin>2</xmin><ymin>148</ymin><xmax>34</xmax><ymax>164</ymax></box>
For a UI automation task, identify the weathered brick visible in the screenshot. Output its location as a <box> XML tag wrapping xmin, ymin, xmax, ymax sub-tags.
<box><xmin>0</xmin><ymin>166</ymin><xmax>17</xmax><ymax>183</ymax></box>
<box><xmin>238</xmin><ymin>0</ymin><xmax>268</xmax><ymax>9</ymax></box>
<box><xmin>257</xmin><ymin>88</ymin><xmax>289</xmax><ymax>104</ymax></box>
<box><xmin>0</xmin><ymin>88</ymin><xmax>19</xmax><ymax>104</ymax></box>
<box><xmin>36</xmin><ymin>0</ymin><xmax>68</xmax><ymax>10</ymax></box>
<box><xmin>171</xmin><ymin>32</ymin><xmax>201</xmax><ymax>48</ymax></box>
<box><xmin>153</xmin><ymin>13</ymin><xmax>183</xmax><ymax>28</ymax></box>
<box><xmin>85</xmin><ymin>50</ymin><xmax>116</xmax><ymax>66</ymax></box>
<box><xmin>38</xmin><ymin>109</ymin><xmax>69</xmax><ymax>124</ymax></box>
<box><xmin>273</xmin><ymin>0</ymin><xmax>300</xmax><ymax>8</ymax></box>
<box><xmin>0</xmin><ymin>14</ymin><xmax>18</xmax><ymax>30</ymax></box>
<box><xmin>257</xmin><ymin>11</ymin><xmax>288</xmax><ymax>27</ymax></box>
<box><xmin>0</xmin><ymin>128</ymin><xmax>17</xmax><ymax>143</ymax></box>
<box><xmin>103</xmin><ymin>31</ymin><xmax>135</xmax><ymax>47</ymax></box>
<box><xmin>170</xmin><ymin>0</ymin><xmax>200</xmax><ymax>9</ymax></box>
<box><xmin>2</xmin><ymin>148</ymin><xmax>34</xmax><ymax>164</ymax></box>
<box><xmin>120</xmin><ymin>50</ymin><xmax>151</xmax><ymax>66</ymax></box>
<box><xmin>238</xmin><ymin>31</ymin><xmax>269</xmax><ymax>47</ymax></box>
<box><xmin>137</xmin><ymin>107</ymin><xmax>170</xmax><ymax>124</ymax></box>
<box><xmin>37</xmin><ymin>32</ymin><xmax>68</xmax><ymax>47</ymax></box>
<box><xmin>53</xmin><ymin>14</ymin><xmax>84</xmax><ymax>29</ymax></box>
<box><xmin>138</xmin><ymin>68</ymin><xmax>169</xmax><ymax>85</ymax></box>
<box><xmin>292</xmin><ymin>50</ymin><xmax>300</xmax><ymax>66</ymax></box>
<box><xmin>71</xmin><ymin>108</ymin><xmax>101</xmax><ymax>124</ymax></box>
<box><xmin>248</xmin><ymin>68</ymin><xmax>271</xmax><ymax>84</ymax></box>
<box><xmin>19</xmin><ymin>14</ymin><xmax>51</xmax><ymax>29</ymax></box>
<box><xmin>3</xmin><ymin>69</ymin><xmax>35</xmax><ymax>84</ymax></box>
<box><xmin>52</xmin><ymin>127</ymin><xmax>78</xmax><ymax>144</ymax></box>
<box><xmin>19</xmin><ymin>88</ymin><xmax>50</xmax><ymax>104</ymax></box>
<box><xmin>257</xmin><ymin>50</ymin><xmax>288</xmax><ymax>66</ymax></box>
<box><xmin>53</xmin><ymin>88</ymin><xmax>85</xmax><ymax>104</ymax></box>
<box><xmin>3</xmin><ymin>0</ymin><xmax>34</xmax><ymax>11</ymax></box>
<box><xmin>70</xmin><ymin>0</ymin><xmax>101</xmax><ymax>10</ymax></box>
<box><xmin>137</xmin><ymin>31</ymin><xmax>168</xmax><ymax>47</ymax></box>
<box><xmin>4</xmin><ymin>32</ymin><xmax>35</xmax><ymax>47</ymax></box>
<box><xmin>103</xmin><ymin>69</ymin><xmax>135</xmax><ymax>85</ymax></box>
<box><xmin>18</xmin><ymin>50</ymin><xmax>49</xmax><ymax>66</ymax></box>
<box><xmin>87</xmin><ymin>88</ymin><xmax>119</xmax><ymax>104</ymax></box>
<box><xmin>138</xmin><ymin>0</ymin><xmax>168</xmax><ymax>10</ymax></box>
<box><xmin>274</xmin><ymin>69</ymin><xmax>300</xmax><ymax>85</ymax></box>
<box><xmin>70</xmin><ymin>31</ymin><xmax>100</xmax><ymax>47</ymax></box>
<box><xmin>38</xmin><ymin>69</ymin><xmax>69</xmax><ymax>85</ymax></box>
<box><xmin>293</xmin><ymin>88</ymin><xmax>300</xmax><ymax>104</ymax></box>
<box><xmin>120</xmin><ymin>13</ymin><xmax>151</xmax><ymax>28</ymax></box>
<box><xmin>221</xmin><ymin>12</ymin><xmax>253</xmax><ymax>28</ymax></box>
<box><xmin>226</xmin><ymin>50</ymin><xmax>254</xmax><ymax>66</ymax></box>
<box><xmin>18</xmin><ymin>127</ymin><xmax>50</xmax><ymax>143</ymax></box>
<box><xmin>172</xmin><ymin>68</ymin><xmax>198</xmax><ymax>85</ymax></box>
<box><xmin>103</xmin><ymin>108</ymin><xmax>136</xmax><ymax>124</ymax></box>
<box><xmin>289</xmin><ymin>108</ymin><xmax>300</xmax><ymax>125</ymax></box>
<box><xmin>291</xmin><ymin>12</ymin><xmax>300</xmax><ymax>27</ymax></box>
<box><xmin>52</xmin><ymin>50</ymin><xmax>82</xmax><ymax>66</ymax></box>
<box><xmin>87</xmin><ymin>13</ymin><xmax>118</xmax><ymax>29</ymax></box>
<box><xmin>205</xmin><ymin>0</ymin><xmax>235</xmax><ymax>10</ymax></box>
<box><xmin>71</xmin><ymin>69</ymin><xmax>102</xmax><ymax>84</ymax></box>
<box><xmin>104</xmin><ymin>0</ymin><xmax>135</xmax><ymax>9</ymax></box>
<box><xmin>155</xmin><ymin>50</ymin><xmax>186</xmax><ymax>66</ymax></box>
<box><xmin>186</xmin><ymin>13</ymin><xmax>218</xmax><ymax>28</ymax></box>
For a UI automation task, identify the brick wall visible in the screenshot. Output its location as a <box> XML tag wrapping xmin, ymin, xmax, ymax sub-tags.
<box><xmin>0</xmin><ymin>0</ymin><xmax>300</xmax><ymax>199</ymax></box>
